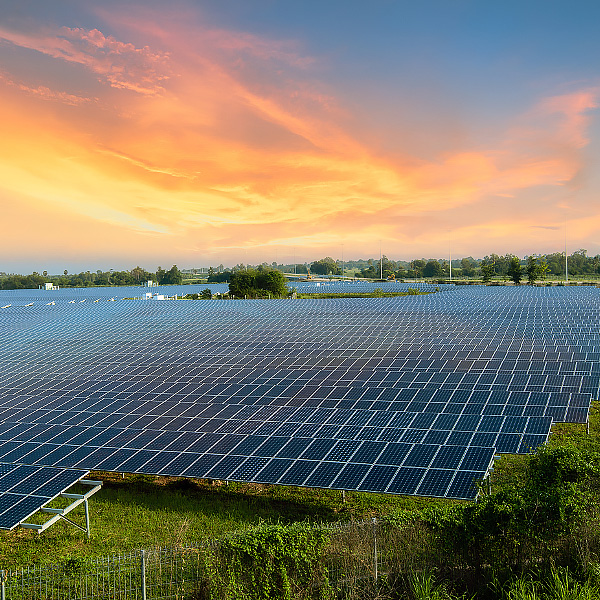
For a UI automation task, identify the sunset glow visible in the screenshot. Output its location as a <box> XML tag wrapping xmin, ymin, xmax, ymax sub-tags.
<box><xmin>1</xmin><ymin>1</ymin><xmax>599</xmax><ymax>271</ymax></box>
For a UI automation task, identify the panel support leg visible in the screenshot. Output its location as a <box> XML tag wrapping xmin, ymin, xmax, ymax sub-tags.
<box><xmin>85</xmin><ymin>498</ymin><xmax>90</xmax><ymax>539</ymax></box>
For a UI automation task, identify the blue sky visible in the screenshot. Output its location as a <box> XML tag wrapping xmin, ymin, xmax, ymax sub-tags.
<box><xmin>0</xmin><ymin>0</ymin><xmax>598</xmax><ymax>271</ymax></box>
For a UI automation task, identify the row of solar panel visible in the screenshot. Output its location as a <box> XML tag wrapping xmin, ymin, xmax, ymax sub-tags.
<box><xmin>2</xmin><ymin>342</ymin><xmax>598</xmax><ymax>362</ymax></box>
<box><xmin>0</xmin><ymin>389</ymin><xmax>590</xmax><ymax>427</ymax></box>
<box><xmin>4</xmin><ymin>354</ymin><xmax>596</xmax><ymax>372</ymax></box>
<box><xmin>0</xmin><ymin>433</ymin><xmax>493</xmax><ymax>500</ymax></box>
<box><xmin>0</xmin><ymin>394</ymin><xmax>562</xmax><ymax>428</ymax></box>
<box><xmin>0</xmin><ymin>407</ymin><xmax>553</xmax><ymax>443</ymax></box>
<box><xmin>0</xmin><ymin>462</ymin><xmax>87</xmax><ymax>530</ymax></box>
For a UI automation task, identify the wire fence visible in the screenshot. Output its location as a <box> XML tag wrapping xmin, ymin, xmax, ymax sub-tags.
<box><xmin>0</xmin><ymin>520</ymin><xmax>398</xmax><ymax>600</ymax></box>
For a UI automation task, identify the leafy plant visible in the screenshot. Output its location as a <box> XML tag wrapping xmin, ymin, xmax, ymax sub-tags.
<box><xmin>409</xmin><ymin>571</ymin><xmax>453</xmax><ymax>600</ymax></box>
<box><xmin>204</xmin><ymin>522</ymin><xmax>332</xmax><ymax>600</ymax></box>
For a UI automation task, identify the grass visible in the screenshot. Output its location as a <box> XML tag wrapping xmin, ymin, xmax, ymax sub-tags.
<box><xmin>296</xmin><ymin>290</ymin><xmax>435</xmax><ymax>299</ymax></box>
<box><xmin>0</xmin><ymin>402</ymin><xmax>597</xmax><ymax>571</ymax></box>
<box><xmin>0</xmin><ymin>470</ymin><xmax>445</xmax><ymax>569</ymax></box>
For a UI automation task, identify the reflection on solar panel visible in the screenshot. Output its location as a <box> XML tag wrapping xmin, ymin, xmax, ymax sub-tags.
<box><xmin>0</xmin><ymin>462</ymin><xmax>88</xmax><ymax>530</ymax></box>
<box><xmin>0</xmin><ymin>285</ymin><xmax>597</xmax><ymax>501</ymax></box>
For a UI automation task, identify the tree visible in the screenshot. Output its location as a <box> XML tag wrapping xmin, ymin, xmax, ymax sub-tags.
<box><xmin>395</xmin><ymin>264</ymin><xmax>405</xmax><ymax>279</ymax></box>
<box><xmin>201</xmin><ymin>288</ymin><xmax>212</xmax><ymax>299</ymax></box>
<box><xmin>111</xmin><ymin>270</ymin><xmax>134</xmax><ymax>286</ymax></box>
<box><xmin>527</xmin><ymin>256</ymin><xmax>538</xmax><ymax>285</ymax></box>
<box><xmin>507</xmin><ymin>256</ymin><xmax>523</xmax><ymax>285</ymax></box>
<box><xmin>164</xmin><ymin>265</ymin><xmax>183</xmax><ymax>285</ymax></box>
<box><xmin>460</xmin><ymin>258</ymin><xmax>476</xmax><ymax>277</ymax></box>
<box><xmin>409</xmin><ymin>259</ymin><xmax>426</xmax><ymax>279</ymax></box>
<box><xmin>526</xmin><ymin>256</ymin><xmax>548</xmax><ymax>285</ymax></box>
<box><xmin>423</xmin><ymin>260</ymin><xmax>443</xmax><ymax>278</ymax></box>
<box><xmin>310</xmin><ymin>257</ymin><xmax>340</xmax><ymax>275</ymax></box>
<box><xmin>481</xmin><ymin>262</ymin><xmax>494</xmax><ymax>283</ymax></box>
<box><xmin>208</xmin><ymin>270</ymin><xmax>231</xmax><ymax>283</ymax></box>
<box><xmin>229</xmin><ymin>268</ymin><xmax>288</xmax><ymax>298</ymax></box>
<box><xmin>130</xmin><ymin>266</ymin><xmax>153</xmax><ymax>284</ymax></box>
<box><xmin>95</xmin><ymin>272</ymin><xmax>109</xmax><ymax>285</ymax></box>
<box><xmin>255</xmin><ymin>269</ymin><xmax>288</xmax><ymax>296</ymax></box>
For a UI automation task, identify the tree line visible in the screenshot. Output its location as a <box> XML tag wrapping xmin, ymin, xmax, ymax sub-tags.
<box><xmin>3</xmin><ymin>250</ymin><xmax>599</xmax><ymax>290</ymax></box>
<box><xmin>0</xmin><ymin>265</ymin><xmax>183</xmax><ymax>290</ymax></box>
<box><xmin>205</xmin><ymin>250</ymin><xmax>599</xmax><ymax>281</ymax></box>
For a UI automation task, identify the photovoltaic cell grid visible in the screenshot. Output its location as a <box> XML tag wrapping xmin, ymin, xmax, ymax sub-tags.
<box><xmin>0</xmin><ymin>280</ymin><xmax>434</xmax><ymax>305</ymax></box>
<box><xmin>0</xmin><ymin>462</ymin><xmax>88</xmax><ymax>530</ymax></box>
<box><xmin>0</xmin><ymin>285</ymin><xmax>597</xmax><ymax>501</ymax></box>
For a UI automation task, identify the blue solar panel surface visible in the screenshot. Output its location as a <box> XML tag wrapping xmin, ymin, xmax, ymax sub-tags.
<box><xmin>0</xmin><ymin>285</ymin><xmax>596</xmax><ymax>501</ymax></box>
<box><xmin>0</xmin><ymin>462</ymin><xmax>88</xmax><ymax>529</ymax></box>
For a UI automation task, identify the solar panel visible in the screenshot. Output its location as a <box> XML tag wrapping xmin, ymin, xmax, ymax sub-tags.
<box><xmin>0</xmin><ymin>285</ymin><xmax>596</xmax><ymax>502</ymax></box>
<box><xmin>0</xmin><ymin>462</ymin><xmax>88</xmax><ymax>530</ymax></box>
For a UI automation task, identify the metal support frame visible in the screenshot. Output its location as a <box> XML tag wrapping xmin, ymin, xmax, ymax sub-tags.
<box><xmin>20</xmin><ymin>479</ymin><xmax>102</xmax><ymax>537</ymax></box>
<box><xmin>476</xmin><ymin>454</ymin><xmax>499</xmax><ymax>501</ymax></box>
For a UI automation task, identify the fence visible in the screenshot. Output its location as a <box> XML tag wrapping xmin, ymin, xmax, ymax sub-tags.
<box><xmin>1</xmin><ymin>546</ymin><xmax>207</xmax><ymax>600</ymax></box>
<box><xmin>0</xmin><ymin>520</ymin><xmax>396</xmax><ymax>600</ymax></box>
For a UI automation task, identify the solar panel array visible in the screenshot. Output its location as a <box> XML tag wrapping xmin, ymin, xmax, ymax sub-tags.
<box><xmin>0</xmin><ymin>280</ymin><xmax>435</xmax><ymax>305</ymax></box>
<box><xmin>0</xmin><ymin>285</ymin><xmax>597</xmax><ymax>501</ymax></box>
<box><xmin>0</xmin><ymin>462</ymin><xmax>88</xmax><ymax>529</ymax></box>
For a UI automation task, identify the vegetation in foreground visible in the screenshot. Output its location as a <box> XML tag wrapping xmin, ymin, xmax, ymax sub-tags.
<box><xmin>0</xmin><ymin>403</ymin><xmax>598</xmax><ymax>599</ymax></box>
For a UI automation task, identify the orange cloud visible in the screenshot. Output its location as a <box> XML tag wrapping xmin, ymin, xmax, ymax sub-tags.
<box><xmin>0</xmin><ymin>13</ymin><xmax>598</xmax><ymax>268</ymax></box>
<box><xmin>0</xmin><ymin>25</ymin><xmax>170</xmax><ymax>94</ymax></box>
<box><xmin>0</xmin><ymin>72</ymin><xmax>93</xmax><ymax>105</ymax></box>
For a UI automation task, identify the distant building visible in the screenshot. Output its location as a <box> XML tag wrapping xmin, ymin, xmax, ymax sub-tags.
<box><xmin>142</xmin><ymin>292</ymin><xmax>165</xmax><ymax>300</ymax></box>
<box><xmin>40</xmin><ymin>283</ymin><xmax>59</xmax><ymax>290</ymax></box>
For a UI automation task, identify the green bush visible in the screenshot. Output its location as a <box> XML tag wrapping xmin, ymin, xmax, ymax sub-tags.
<box><xmin>201</xmin><ymin>522</ymin><xmax>332</xmax><ymax>600</ymax></box>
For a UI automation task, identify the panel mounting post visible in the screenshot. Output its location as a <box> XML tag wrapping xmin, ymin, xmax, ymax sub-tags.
<box><xmin>85</xmin><ymin>498</ymin><xmax>90</xmax><ymax>539</ymax></box>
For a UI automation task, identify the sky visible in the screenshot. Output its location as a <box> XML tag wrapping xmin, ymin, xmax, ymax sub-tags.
<box><xmin>1</xmin><ymin>0</ymin><xmax>599</xmax><ymax>272</ymax></box>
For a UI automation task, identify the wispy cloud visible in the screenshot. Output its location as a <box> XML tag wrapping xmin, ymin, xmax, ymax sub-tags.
<box><xmin>0</xmin><ymin>25</ymin><xmax>170</xmax><ymax>94</ymax></box>
<box><xmin>0</xmin><ymin>71</ymin><xmax>93</xmax><ymax>105</ymax></box>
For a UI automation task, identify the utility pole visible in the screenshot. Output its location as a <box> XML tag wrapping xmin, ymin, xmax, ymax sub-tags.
<box><xmin>379</xmin><ymin>241</ymin><xmax>382</xmax><ymax>280</ymax></box>
<box><xmin>565</xmin><ymin>221</ymin><xmax>568</xmax><ymax>283</ymax></box>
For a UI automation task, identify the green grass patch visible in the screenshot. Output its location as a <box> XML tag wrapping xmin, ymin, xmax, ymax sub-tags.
<box><xmin>0</xmin><ymin>472</ymin><xmax>445</xmax><ymax>569</ymax></box>
<box><xmin>296</xmin><ymin>290</ymin><xmax>436</xmax><ymax>299</ymax></box>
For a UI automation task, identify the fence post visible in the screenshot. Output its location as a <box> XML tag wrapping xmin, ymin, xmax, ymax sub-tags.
<box><xmin>1</xmin><ymin>569</ymin><xmax>5</xmax><ymax>600</ymax></box>
<box><xmin>141</xmin><ymin>550</ymin><xmax>147</xmax><ymax>600</ymax></box>
<box><xmin>372</xmin><ymin>517</ymin><xmax>378</xmax><ymax>581</ymax></box>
